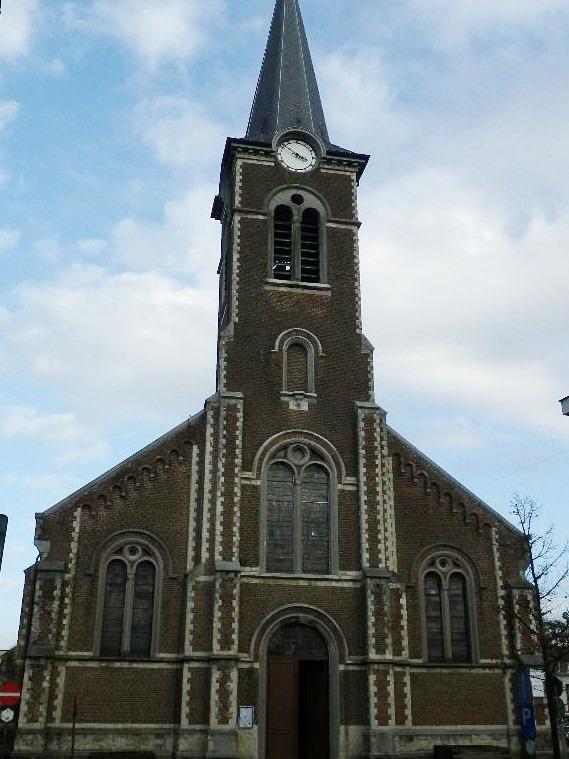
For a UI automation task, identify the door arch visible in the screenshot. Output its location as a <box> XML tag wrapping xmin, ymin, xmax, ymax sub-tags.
<box><xmin>257</xmin><ymin>610</ymin><xmax>341</xmax><ymax>759</ymax></box>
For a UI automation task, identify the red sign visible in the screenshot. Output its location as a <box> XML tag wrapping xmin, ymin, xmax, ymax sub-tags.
<box><xmin>0</xmin><ymin>682</ymin><xmax>21</xmax><ymax>707</ymax></box>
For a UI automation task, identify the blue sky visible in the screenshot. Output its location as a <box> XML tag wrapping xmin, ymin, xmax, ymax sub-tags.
<box><xmin>1</xmin><ymin>0</ymin><xmax>568</xmax><ymax>648</ymax></box>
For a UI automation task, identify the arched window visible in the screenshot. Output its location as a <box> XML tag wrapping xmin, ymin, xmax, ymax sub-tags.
<box><xmin>269</xmin><ymin>192</ymin><xmax>326</xmax><ymax>284</ymax></box>
<box><xmin>285</xmin><ymin>342</ymin><xmax>309</xmax><ymax>393</ymax></box>
<box><xmin>98</xmin><ymin>543</ymin><xmax>159</xmax><ymax>658</ymax></box>
<box><xmin>421</xmin><ymin>553</ymin><xmax>475</xmax><ymax>663</ymax></box>
<box><xmin>264</xmin><ymin>444</ymin><xmax>335</xmax><ymax>575</ymax></box>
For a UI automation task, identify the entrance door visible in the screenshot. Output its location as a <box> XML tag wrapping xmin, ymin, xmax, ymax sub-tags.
<box><xmin>266</xmin><ymin>624</ymin><xmax>330</xmax><ymax>759</ymax></box>
<box><xmin>299</xmin><ymin>660</ymin><xmax>329</xmax><ymax>758</ymax></box>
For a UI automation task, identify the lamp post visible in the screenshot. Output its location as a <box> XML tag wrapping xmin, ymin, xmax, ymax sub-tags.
<box><xmin>561</xmin><ymin>397</ymin><xmax>569</xmax><ymax>417</ymax></box>
<box><xmin>0</xmin><ymin>516</ymin><xmax>7</xmax><ymax>575</ymax></box>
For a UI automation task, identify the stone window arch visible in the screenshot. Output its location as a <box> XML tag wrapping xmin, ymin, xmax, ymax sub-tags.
<box><xmin>95</xmin><ymin>537</ymin><xmax>163</xmax><ymax>658</ymax></box>
<box><xmin>268</xmin><ymin>189</ymin><xmax>328</xmax><ymax>285</ymax></box>
<box><xmin>274</xmin><ymin>329</ymin><xmax>322</xmax><ymax>410</ymax></box>
<box><xmin>419</xmin><ymin>549</ymin><xmax>479</xmax><ymax>664</ymax></box>
<box><xmin>261</xmin><ymin>442</ymin><xmax>338</xmax><ymax>575</ymax></box>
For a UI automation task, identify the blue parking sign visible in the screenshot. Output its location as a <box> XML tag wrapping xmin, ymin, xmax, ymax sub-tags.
<box><xmin>517</xmin><ymin>667</ymin><xmax>537</xmax><ymax>754</ymax></box>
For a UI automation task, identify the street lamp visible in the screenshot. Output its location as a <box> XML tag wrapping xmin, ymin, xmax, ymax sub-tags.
<box><xmin>561</xmin><ymin>396</ymin><xmax>569</xmax><ymax>417</ymax></box>
<box><xmin>0</xmin><ymin>515</ymin><xmax>7</xmax><ymax>574</ymax></box>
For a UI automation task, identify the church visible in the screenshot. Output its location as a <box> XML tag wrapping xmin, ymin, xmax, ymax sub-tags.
<box><xmin>13</xmin><ymin>1</ymin><xmax>535</xmax><ymax>757</ymax></box>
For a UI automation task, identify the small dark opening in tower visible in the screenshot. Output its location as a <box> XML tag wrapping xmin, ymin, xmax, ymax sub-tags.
<box><xmin>274</xmin><ymin>205</ymin><xmax>294</xmax><ymax>280</ymax></box>
<box><xmin>291</xmin><ymin>194</ymin><xmax>304</xmax><ymax>206</ymax></box>
<box><xmin>300</xmin><ymin>208</ymin><xmax>320</xmax><ymax>283</ymax></box>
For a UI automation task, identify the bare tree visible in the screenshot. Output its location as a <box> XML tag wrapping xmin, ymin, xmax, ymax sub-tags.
<box><xmin>511</xmin><ymin>494</ymin><xmax>569</xmax><ymax>759</ymax></box>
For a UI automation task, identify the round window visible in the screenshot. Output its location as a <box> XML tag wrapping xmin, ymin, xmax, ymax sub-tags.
<box><xmin>288</xmin><ymin>445</ymin><xmax>309</xmax><ymax>465</ymax></box>
<box><xmin>124</xmin><ymin>545</ymin><xmax>142</xmax><ymax>561</ymax></box>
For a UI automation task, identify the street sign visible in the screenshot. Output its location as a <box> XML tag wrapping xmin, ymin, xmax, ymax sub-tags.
<box><xmin>0</xmin><ymin>709</ymin><xmax>14</xmax><ymax>724</ymax></box>
<box><xmin>517</xmin><ymin>668</ymin><xmax>537</xmax><ymax>757</ymax></box>
<box><xmin>0</xmin><ymin>683</ymin><xmax>21</xmax><ymax>708</ymax></box>
<box><xmin>238</xmin><ymin>706</ymin><xmax>254</xmax><ymax>729</ymax></box>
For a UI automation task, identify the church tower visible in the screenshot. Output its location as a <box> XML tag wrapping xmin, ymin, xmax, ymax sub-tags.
<box><xmin>12</xmin><ymin>2</ymin><xmax>531</xmax><ymax>758</ymax></box>
<box><xmin>205</xmin><ymin>0</ymin><xmax>397</xmax><ymax>753</ymax></box>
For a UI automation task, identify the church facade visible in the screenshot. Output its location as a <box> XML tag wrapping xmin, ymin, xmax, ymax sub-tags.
<box><xmin>13</xmin><ymin>1</ymin><xmax>534</xmax><ymax>758</ymax></box>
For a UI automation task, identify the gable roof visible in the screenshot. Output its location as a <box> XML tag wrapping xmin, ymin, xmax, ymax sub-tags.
<box><xmin>388</xmin><ymin>425</ymin><xmax>523</xmax><ymax>536</ymax></box>
<box><xmin>39</xmin><ymin>410</ymin><xmax>204</xmax><ymax>518</ymax></box>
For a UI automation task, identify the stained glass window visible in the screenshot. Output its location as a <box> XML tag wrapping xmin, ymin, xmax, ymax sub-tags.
<box><xmin>130</xmin><ymin>562</ymin><xmax>156</xmax><ymax>657</ymax></box>
<box><xmin>100</xmin><ymin>560</ymin><xmax>127</xmax><ymax>657</ymax></box>
<box><xmin>265</xmin><ymin>449</ymin><xmax>332</xmax><ymax>575</ymax></box>
<box><xmin>266</xmin><ymin>463</ymin><xmax>295</xmax><ymax>573</ymax></box>
<box><xmin>301</xmin><ymin>465</ymin><xmax>330</xmax><ymax>574</ymax></box>
<box><xmin>449</xmin><ymin>573</ymin><xmax>471</xmax><ymax>663</ymax></box>
<box><xmin>425</xmin><ymin>572</ymin><xmax>444</xmax><ymax>663</ymax></box>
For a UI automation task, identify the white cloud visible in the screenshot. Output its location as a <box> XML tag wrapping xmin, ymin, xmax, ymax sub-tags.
<box><xmin>0</xmin><ymin>228</ymin><xmax>21</xmax><ymax>253</ymax></box>
<box><xmin>0</xmin><ymin>474</ymin><xmax>80</xmax><ymax>494</ymax></box>
<box><xmin>135</xmin><ymin>97</ymin><xmax>226</xmax><ymax>171</ymax></box>
<box><xmin>360</xmin><ymin>168</ymin><xmax>569</xmax><ymax>433</ymax></box>
<box><xmin>4</xmin><ymin>264</ymin><xmax>217</xmax><ymax>421</ymax></box>
<box><xmin>415</xmin><ymin>416</ymin><xmax>485</xmax><ymax>450</ymax></box>
<box><xmin>77</xmin><ymin>238</ymin><xmax>108</xmax><ymax>256</ymax></box>
<box><xmin>0</xmin><ymin>0</ymin><xmax>39</xmax><ymax>60</ymax></box>
<box><xmin>319</xmin><ymin>49</ymin><xmax>409</xmax><ymax>151</ymax></box>
<box><xmin>317</xmin><ymin>35</ymin><xmax>569</xmax><ymax>439</ymax></box>
<box><xmin>33</xmin><ymin>238</ymin><xmax>63</xmax><ymax>263</ymax></box>
<box><xmin>404</xmin><ymin>0</ymin><xmax>569</xmax><ymax>49</ymax></box>
<box><xmin>0</xmin><ymin>101</ymin><xmax>20</xmax><ymax>131</ymax></box>
<box><xmin>65</xmin><ymin>0</ymin><xmax>223</xmax><ymax>67</ymax></box>
<box><xmin>0</xmin><ymin>406</ymin><xmax>83</xmax><ymax>443</ymax></box>
<box><xmin>111</xmin><ymin>186</ymin><xmax>220</xmax><ymax>281</ymax></box>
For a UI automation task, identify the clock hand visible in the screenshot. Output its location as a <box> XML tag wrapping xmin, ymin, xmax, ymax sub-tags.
<box><xmin>286</xmin><ymin>146</ymin><xmax>309</xmax><ymax>162</ymax></box>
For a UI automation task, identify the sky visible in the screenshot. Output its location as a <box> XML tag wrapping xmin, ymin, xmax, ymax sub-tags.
<box><xmin>0</xmin><ymin>0</ymin><xmax>568</xmax><ymax>648</ymax></box>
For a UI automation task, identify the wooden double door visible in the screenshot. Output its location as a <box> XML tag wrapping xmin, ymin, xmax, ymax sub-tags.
<box><xmin>266</xmin><ymin>625</ymin><xmax>330</xmax><ymax>759</ymax></box>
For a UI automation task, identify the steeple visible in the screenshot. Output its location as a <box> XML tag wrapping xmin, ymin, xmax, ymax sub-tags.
<box><xmin>246</xmin><ymin>0</ymin><xmax>330</xmax><ymax>147</ymax></box>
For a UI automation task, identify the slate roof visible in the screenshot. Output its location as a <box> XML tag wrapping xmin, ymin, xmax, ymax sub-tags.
<box><xmin>246</xmin><ymin>0</ymin><xmax>330</xmax><ymax>146</ymax></box>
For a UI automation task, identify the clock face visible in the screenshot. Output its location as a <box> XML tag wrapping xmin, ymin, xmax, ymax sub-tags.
<box><xmin>277</xmin><ymin>140</ymin><xmax>318</xmax><ymax>172</ymax></box>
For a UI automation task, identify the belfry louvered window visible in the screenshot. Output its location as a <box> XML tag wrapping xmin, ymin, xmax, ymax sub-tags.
<box><xmin>300</xmin><ymin>209</ymin><xmax>320</xmax><ymax>282</ymax></box>
<box><xmin>265</xmin><ymin>445</ymin><xmax>331</xmax><ymax>575</ymax></box>
<box><xmin>422</xmin><ymin>554</ymin><xmax>474</xmax><ymax>663</ymax></box>
<box><xmin>99</xmin><ymin>543</ymin><xmax>158</xmax><ymax>658</ymax></box>
<box><xmin>271</xmin><ymin>193</ymin><xmax>325</xmax><ymax>284</ymax></box>
<box><xmin>273</xmin><ymin>205</ymin><xmax>294</xmax><ymax>280</ymax></box>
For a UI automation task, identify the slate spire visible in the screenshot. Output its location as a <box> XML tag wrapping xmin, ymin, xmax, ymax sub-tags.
<box><xmin>246</xmin><ymin>0</ymin><xmax>330</xmax><ymax>146</ymax></box>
